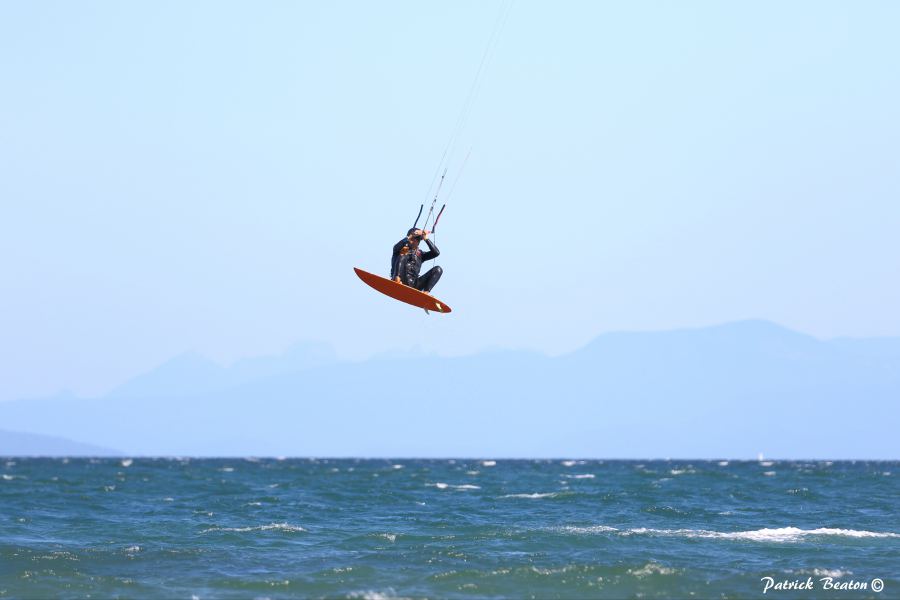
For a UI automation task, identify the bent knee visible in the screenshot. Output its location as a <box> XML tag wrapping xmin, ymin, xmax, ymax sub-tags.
<box><xmin>434</xmin><ymin>266</ymin><xmax>443</xmax><ymax>276</ymax></box>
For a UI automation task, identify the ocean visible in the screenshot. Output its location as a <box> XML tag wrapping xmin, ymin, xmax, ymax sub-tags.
<box><xmin>1</xmin><ymin>458</ymin><xmax>897</xmax><ymax>599</ymax></box>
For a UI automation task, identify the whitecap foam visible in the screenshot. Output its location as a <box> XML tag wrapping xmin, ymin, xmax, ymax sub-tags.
<box><xmin>219</xmin><ymin>467</ymin><xmax>234</xmax><ymax>473</ymax></box>
<box><xmin>622</xmin><ymin>527</ymin><xmax>900</xmax><ymax>542</ymax></box>
<box><xmin>559</xmin><ymin>525</ymin><xmax>618</xmax><ymax>534</ymax></box>
<box><xmin>800</xmin><ymin>569</ymin><xmax>854</xmax><ymax>578</ymax></box>
<box><xmin>120</xmin><ymin>459</ymin><xmax>133</xmax><ymax>467</ymax></box>
<box><xmin>481</xmin><ymin>460</ymin><xmax>497</xmax><ymax>467</ymax></box>
<box><xmin>392</xmin><ymin>464</ymin><xmax>404</xmax><ymax>470</ymax></box>
<box><xmin>760</xmin><ymin>461</ymin><xmax>775</xmax><ymax>467</ymax></box>
<box><xmin>564</xmin><ymin>474</ymin><xmax>595</xmax><ymax>479</ymax></box>
<box><xmin>201</xmin><ymin>523</ymin><xmax>306</xmax><ymax>534</ymax></box>
<box><xmin>629</xmin><ymin>563</ymin><xmax>677</xmax><ymax>577</ymax></box>
<box><xmin>718</xmin><ymin>461</ymin><xmax>729</xmax><ymax>466</ymax></box>
<box><xmin>348</xmin><ymin>591</ymin><xmax>405</xmax><ymax>600</ymax></box>
<box><xmin>502</xmin><ymin>492</ymin><xmax>557</xmax><ymax>499</ymax></box>
<box><xmin>561</xmin><ymin>460</ymin><xmax>576</xmax><ymax>467</ymax></box>
<box><xmin>427</xmin><ymin>482</ymin><xmax>480</xmax><ymax>491</ymax></box>
<box><xmin>763</xmin><ymin>471</ymin><xmax>776</xmax><ymax>476</ymax></box>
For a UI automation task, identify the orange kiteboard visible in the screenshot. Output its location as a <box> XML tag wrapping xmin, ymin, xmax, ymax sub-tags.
<box><xmin>354</xmin><ymin>267</ymin><xmax>452</xmax><ymax>314</ymax></box>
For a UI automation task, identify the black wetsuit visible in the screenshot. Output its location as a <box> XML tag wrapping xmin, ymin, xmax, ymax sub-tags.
<box><xmin>390</xmin><ymin>237</ymin><xmax>443</xmax><ymax>293</ymax></box>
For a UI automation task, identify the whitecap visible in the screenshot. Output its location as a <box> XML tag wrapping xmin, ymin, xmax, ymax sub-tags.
<box><xmin>763</xmin><ymin>471</ymin><xmax>776</xmax><ymax>476</ymax></box>
<box><xmin>201</xmin><ymin>523</ymin><xmax>306</xmax><ymax>534</ymax></box>
<box><xmin>392</xmin><ymin>464</ymin><xmax>404</xmax><ymax>470</ymax></box>
<box><xmin>718</xmin><ymin>461</ymin><xmax>729</xmax><ymax>466</ymax></box>
<box><xmin>561</xmin><ymin>460</ymin><xmax>576</xmax><ymax>467</ymax></box>
<box><xmin>219</xmin><ymin>467</ymin><xmax>234</xmax><ymax>473</ymax></box>
<box><xmin>427</xmin><ymin>482</ymin><xmax>480</xmax><ymax>491</ymax></box>
<box><xmin>502</xmin><ymin>492</ymin><xmax>557</xmax><ymax>499</ymax></box>
<box><xmin>465</xmin><ymin>470</ymin><xmax>479</xmax><ymax>476</ymax></box>
<box><xmin>564</xmin><ymin>473</ymin><xmax>595</xmax><ymax>479</ymax></box>
<box><xmin>376</xmin><ymin>533</ymin><xmax>397</xmax><ymax>543</ymax></box>
<box><xmin>559</xmin><ymin>525</ymin><xmax>618</xmax><ymax>534</ymax></box>
<box><xmin>348</xmin><ymin>591</ymin><xmax>404</xmax><ymax>600</ymax></box>
<box><xmin>481</xmin><ymin>460</ymin><xmax>497</xmax><ymax>467</ymax></box>
<box><xmin>760</xmin><ymin>461</ymin><xmax>775</xmax><ymax>467</ymax></box>
<box><xmin>124</xmin><ymin>545</ymin><xmax>141</xmax><ymax>553</ymax></box>
<box><xmin>799</xmin><ymin>569</ymin><xmax>854</xmax><ymax>578</ymax></box>
<box><xmin>622</xmin><ymin>527</ymin><xmax>900</xmax><ymax>542</ymax></box>
<box><xmin>120</xmin><ymin>459</ymin><xmax>133</xmax><ymax>468</ymax></box>
<box><xmin>629</xmin><ymin>563</ymin><xmax>677</xmax><ymax>577</ymax></box>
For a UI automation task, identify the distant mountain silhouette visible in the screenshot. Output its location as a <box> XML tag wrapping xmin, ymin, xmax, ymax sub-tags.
<box><xmin>107</xmin><ymin>341</ymin><xmax>336</xmax><ymax>398</ymax></box>
<box><xmin>0</xmin><ymin>429</ymin><xmax>120</xmax><ymax>456</ymax></box>
<box><xmin>0</xmin><ymin>322</ymin><xmax>896</xmax><ymax>458</ymax></box>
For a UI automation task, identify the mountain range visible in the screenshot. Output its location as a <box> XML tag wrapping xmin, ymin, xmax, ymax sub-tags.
<box><xmin>0</xmin><ymin>321</ymin><xmax>896</xmax><ymax>458</ymax></box>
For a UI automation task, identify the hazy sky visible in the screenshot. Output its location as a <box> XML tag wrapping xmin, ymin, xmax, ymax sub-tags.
<box><xmin>2</xmin><ymin>1</ymin><xmax>899</xmax><ymax>401</ymax></box>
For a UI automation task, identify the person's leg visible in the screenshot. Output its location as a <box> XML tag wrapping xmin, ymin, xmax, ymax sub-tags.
<box><xmin>415</xmin><ymin>266</ymin><xmax>443</xmax><ymax>292</ymax></box>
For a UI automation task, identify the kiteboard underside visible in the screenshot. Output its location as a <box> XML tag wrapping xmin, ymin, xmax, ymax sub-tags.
<box><xmin>354</xmin><ymin>267</ymin><xmax>452</xmax><ymax>314</ymax></box>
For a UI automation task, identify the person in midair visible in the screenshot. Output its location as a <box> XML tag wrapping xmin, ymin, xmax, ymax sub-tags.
<box><xmin>390</xmin><ymin>228</ymin><xmax>442</xmax><ymax>293</ymax></box>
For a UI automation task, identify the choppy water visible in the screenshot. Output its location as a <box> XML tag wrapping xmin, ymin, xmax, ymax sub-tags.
<box><xmin>1</xmin><ymin>459</ymin><xmax>898</xmax><ymax>599</ymax></box>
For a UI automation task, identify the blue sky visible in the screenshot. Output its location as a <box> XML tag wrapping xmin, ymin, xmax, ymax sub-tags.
<box><xmin>1</xmin><ymin>1</ymin><xmax>898</xmax><ymax>401</ymax></box>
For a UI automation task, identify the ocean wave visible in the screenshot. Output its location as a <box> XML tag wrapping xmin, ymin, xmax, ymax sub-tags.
<box><xmin>795</xmin><ymin>569</ymin><xmax>854</xmax><ymax>578</ymax></box>
<box><xmin>502</xmin><ymin>492</ymin><xmax>558</xmax><ymax>499</ymax></box>
<box><xmin>563</xmin><ymin>474</ymin><xmax>595</xmax><ymax>479</ymax></box>
<box><xmin>629</xmin><ymin>527</ymin><xmax>900</xmax><ymax>542</ymax></box>
<box><xmin>560</xmin><ymin>525</ymin><xmax>900</xmax><ymax>542</ymax></box>
<box><xmin>628</xmin><ymin>563</ymin><xmax>678</xmax><ymax>577</ymax></box>
<box><xmin>427</xmin><ymin>483</ymin><xmax>481</xmax><ymax>490</ymax></box>
<box><xmin>201</xmin><ymin>523</ymin><xmax>306</xmax><ymax>534</ymax></box>
<box><xmin>348</xmin><ymin>589</ymin><xmax>414</xmax><ymax>600</ymax></box>
<box><xmin>559</xmin><ymin>525</ymin><xmax>617</xmax><ymax>534</ymax></box>
<box><xmin>481</xmin><ymin>460</ymin><xmax>497</xmax><ymax>467</ymax></box>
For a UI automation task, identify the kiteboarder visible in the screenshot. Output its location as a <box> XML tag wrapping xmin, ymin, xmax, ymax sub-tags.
<box><xmin>391</xmin><ymin>228</ymin><xmax>442</xmax><ymax>293</ymax></box>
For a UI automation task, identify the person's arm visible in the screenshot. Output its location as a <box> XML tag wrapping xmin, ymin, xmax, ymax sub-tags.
<box><xmin>420</xmin><ymin>238</ymin><xmax>440</xmax><ymax>261</ymax></box>
<box><xmin>390</xmin><ymin>239</ymin><xmax>408</xmax><ymax>278</ymax></box>
<box><xmin>393</xmin><ymin>238</ymin><xmax>410</xmax><ymax>255</ymax></box>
